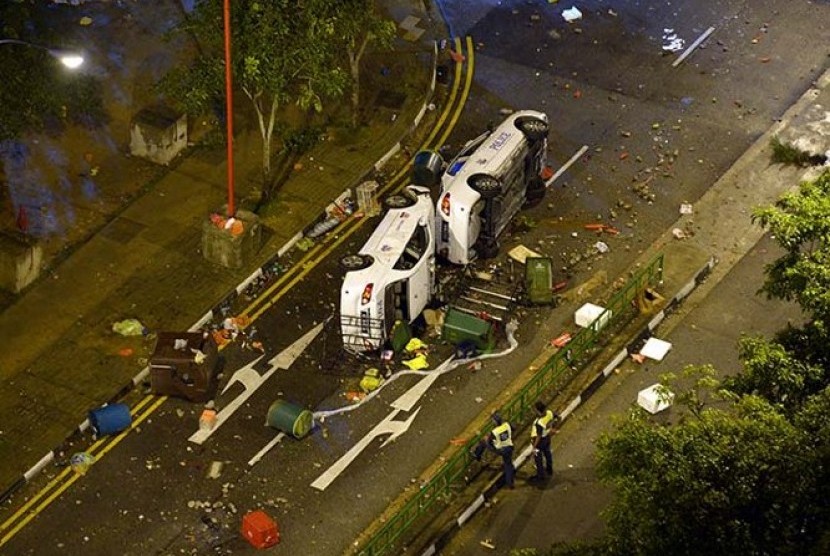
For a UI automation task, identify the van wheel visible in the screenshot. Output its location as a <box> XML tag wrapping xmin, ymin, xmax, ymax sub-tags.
<box><xmin>468</xmin><ymin>174</ymin><xmax>502</xmax><ymax>199</ymax></box>
<box><xmin>516</xmin><ymin>117</ymin><xmax>549</xmax><ymax>142</ymax></box>
<box><xmin>341</xmin><ymin>254</ymin><xmax>373</xmax><ymax>271</ymax></box>
<box><xmin>384</xmin><ymin>193</ymin><xmax>416</xmax><ymax>209</ymax></box>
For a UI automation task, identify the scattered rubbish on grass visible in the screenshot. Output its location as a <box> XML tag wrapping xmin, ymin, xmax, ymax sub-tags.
<box><xmin>70</xmin><ymin>452</ymin><xmax>95</xmax><ymax>475</ymax></box>
<box><xmin>79</xmin><ymin>16</ymin><xmax>93</xmax><ymax>26</ymax></box>
<box><xmin>118</xmin><ymin>348</ymin><xmax>134</xmax><ymax>357</ymax></box>
<box><xmin>112</xmin><ymin>319</ymin><xmax>146</xmax><ymax>336</ymax></box>
<box><xmin>679</xmin><ymin>203</ymin><xmax>693</xmax><ymax>215</ymax></box>
<box><xmin>594</xmin><ymin>241</ymin><xmax>609</xmax><ymax>254</ymax></box>
<box><xmin>562</xmin><ymin>7</ymin><xmax>582</xmax><ymax>22</ymax></box>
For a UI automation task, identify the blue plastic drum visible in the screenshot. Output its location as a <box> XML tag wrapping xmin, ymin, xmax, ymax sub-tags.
<box><xmin>88</xmin><ymin>403</ymin><xmax>132</xmax><ymax>436</ymax></box>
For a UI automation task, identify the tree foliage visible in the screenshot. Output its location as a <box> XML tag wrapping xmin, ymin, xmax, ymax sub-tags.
<box><xmin>752</xmin><ymin>169</ymin><xmax>830</xmax><ymax>331</ymax></box>
<box><xmin>596</xmin><ymin>369</ymin><xmax>825</xmax><ymax>556</ymax></box>
<box><xmin>320</xmin><ymin>0</ymin><xmax>396</xmax><ymax>126</ymax></box>
<box><xmin>159</xmin><ymin>0</ymin><xmax>348</xmax><ymax>177</ymax></box>
<box><xmin>0</xmin><ymin>1</ymin><xmax>106</xmax><ymax>141</ymax></box>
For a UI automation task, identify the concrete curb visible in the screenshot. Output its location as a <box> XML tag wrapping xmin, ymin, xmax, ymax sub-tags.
<box><xmin>419</xmin><ymin>255</ymin><xmax>717</xmax><ymax>556</ymax></box>
<box><xmin>0</xmin><ymin>42</ymin><xmax>441</xmax><ymax>507</ymax></box>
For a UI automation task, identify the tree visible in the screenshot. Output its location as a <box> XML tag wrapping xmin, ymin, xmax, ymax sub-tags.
<box><xmin>724</xmin><ymin>334</ymin><xmax>825</xmax><ymax>414</ymax></box>
<box><xmin>752</xmin><ymin>169</ymin><xmax>830</xmax><ymax>331</ymax></box>
<box><xmin>323</xmin><ymin>0</ymin><xmax>396</xmax><ymax>126</ymax></box>
<box><xmin>159</xmin><ymin>0</ymin><xmax>347</xmax><ymax>178</ymax></box>
<box><xmin>594</xmin><ymin>367</ymin><xmax>826</xmax><ymax>556</ymax></box>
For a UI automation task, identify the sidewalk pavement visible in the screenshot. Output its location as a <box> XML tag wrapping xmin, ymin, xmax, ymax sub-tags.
<box><xmin>0</xmin><ymin>3</ymin><xmax>441</xmax><ymax>494</ymax></box>
<box><xmin>426</xmin><ymin>67</ymin><xmax>830</xmax><ymax>554</ymax></box>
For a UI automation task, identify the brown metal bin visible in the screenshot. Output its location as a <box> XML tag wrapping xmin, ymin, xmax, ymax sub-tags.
<box><xmin>149</xmin><ymin>332</ymin><xmax>219</xmax><ymax>402</ymax></box>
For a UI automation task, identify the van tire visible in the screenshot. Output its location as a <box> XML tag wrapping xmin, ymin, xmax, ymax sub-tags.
<box><xmin>516</xmin><ymin>117</ymin><xmax>549</xmax><ymax>142</ymax></box>
<box><xmin>384</xmin><ymin>194</ymin><xmax>416</xmax><ymax>209</ymax></box>
<box><xmin>341</xmin><ymin>254</ymin><xmax>374</xmax><ymax>271</ymax></box>
<box><xmin>468</xmin><ymin>174</ymin><xmax>502</xmax><ymax>199</ymax></box>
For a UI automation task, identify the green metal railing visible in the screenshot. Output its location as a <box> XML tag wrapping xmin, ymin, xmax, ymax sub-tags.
<box><xmin>357</xmin><ymin>253</ymin><xmax>664</xmax><ymax>555</ymax></box>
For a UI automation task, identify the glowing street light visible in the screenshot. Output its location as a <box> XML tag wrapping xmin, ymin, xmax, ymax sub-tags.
<box><xmin>0</xmin><ymin>38</ymin><xmax>85</xmax><ymax>69</ymax></box>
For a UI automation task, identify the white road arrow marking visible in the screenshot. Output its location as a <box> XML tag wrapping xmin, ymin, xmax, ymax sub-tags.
<box><xmin>311</xmin><ymin>407</ymin><xmax>421</xmax><ymax>491</ymax></box>
<box><xmin>188</xmin><ymin>320</ymin><xmax>326</xmax><ymax>445</ymax></box>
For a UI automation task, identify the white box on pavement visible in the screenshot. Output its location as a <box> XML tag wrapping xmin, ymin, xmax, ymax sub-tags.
<box><xmin>575</xmin><ymin>303</ymin><xmax>611</xmax><ymax>330</ymax></box>
<box><xmin>637</xmin><ymin>384</ymin><xmax>675</xmax><ymax>414</ymax></box>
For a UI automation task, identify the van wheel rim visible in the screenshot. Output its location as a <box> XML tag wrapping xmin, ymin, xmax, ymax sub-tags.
<box><xmin>386</xmin><ymin>195</ymin><xmax>409</xmax><ymax>208</ymax></box>
<box><xmin>342</xmin><ymin>255</ymin><xmax>365</xmax><ymax>268</ymax></box>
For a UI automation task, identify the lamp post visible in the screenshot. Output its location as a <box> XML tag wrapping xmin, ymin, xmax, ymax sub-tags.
<box><xmin>223</xmin><ymin>0</ymin><xmax>235</xmax><ymax>217</ymax></box>
<box><xmin>0</xmin><ymin>38</ymin><xmax>84</xmax><ymax>69</ymax></box>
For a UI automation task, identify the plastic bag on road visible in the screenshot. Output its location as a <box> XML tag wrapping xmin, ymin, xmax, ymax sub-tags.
<box><xmin>70</xmin><ymin>452</ymin><xmax>95</xmax><ymax>475</ymax></box>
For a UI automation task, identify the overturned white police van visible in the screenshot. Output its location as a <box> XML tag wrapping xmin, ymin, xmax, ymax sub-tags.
<box><xmin>339</xmin><ymin>185</ymin><xmax>436</xmax><ymax>353</ymax></box>
<box><xmin>435</xmin><ymin>110</ymin><xmax>549</xmax><ymax>264</ymax></box>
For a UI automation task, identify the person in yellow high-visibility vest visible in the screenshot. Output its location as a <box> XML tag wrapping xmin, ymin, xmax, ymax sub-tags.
<box><xmin>472</xmin><ymin>412</ymin><xmax>515</xmax><ymax>489</ymax></box>
<box><xmin>529</xmin><ymin>401</ymin><xmax>557</xmax><ymax>482</ymax></box>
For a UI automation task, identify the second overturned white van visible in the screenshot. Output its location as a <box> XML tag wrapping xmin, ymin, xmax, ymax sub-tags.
<box><xmin>339</xmin><ymin>185</ymin><xmax>436</xmax><ymax>353</ymax></box>
<box><xmin>436</xmin><ymin>110</ymin><xmax>549</xmax><ymax>264</ymax></box>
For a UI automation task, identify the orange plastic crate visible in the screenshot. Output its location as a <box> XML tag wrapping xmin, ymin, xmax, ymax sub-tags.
<box><xmin>241</xmin><ymin>510</ymin><xmax>280</xmax><ymax>549</ymax></box>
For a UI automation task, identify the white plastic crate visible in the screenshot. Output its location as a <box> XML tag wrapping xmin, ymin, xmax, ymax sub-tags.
<box><xmin>637</xmin><ymin>384</ymin><xmax>675</xmax><ymax>414</ymax></box>
<box><xmin>575</xmin><ymin>303</ymin><xmax>611</xmax><ymax>331</ymax></box>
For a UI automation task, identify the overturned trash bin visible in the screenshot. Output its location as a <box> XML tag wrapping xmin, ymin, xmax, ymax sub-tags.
<box><xmin>412</xmin><ymin>150</ymin><xmax>444</xmax><ymax>188</ymax></box>
<box><xmin>525</xmin><ymin>257</ymin><xmax>555</xmax><ymax>305</ymax></box>
<box><xmin>89</xmin><ymin>403</ymin><xmax>132</xmax><ymax>437</ymax></box>
<box><xmin>442</xmin><ymin>308</ymin><xmax>495</xmax><ymax>352</ymax></box>
<box><xmin>267</xmin><ymin>400</ymin><xmax>314</xmax><ymax>439</ymax></box>
<box><xmin>149</xmin><ymin>332</ymin><xmax>219</xmax><ymax>402</ymax></box>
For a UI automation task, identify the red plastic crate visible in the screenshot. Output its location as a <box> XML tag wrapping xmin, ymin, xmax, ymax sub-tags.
<box><xmin>241</xmin><ymin>510</ymin><xmax>280</xmax><ymax>549</ymax></box>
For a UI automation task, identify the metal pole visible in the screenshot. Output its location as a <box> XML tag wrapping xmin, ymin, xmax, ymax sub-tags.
<box><xmin>223</xmin><ymin>0</ymin><xmax>236</xmax><ymax>217</ymax></box>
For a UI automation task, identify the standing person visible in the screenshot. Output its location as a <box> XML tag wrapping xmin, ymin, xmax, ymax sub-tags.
<box><xmin>472</xmin><ymin>413</ymin><xmax>515</xmax><ymax>489</ymax></box>
<box><xmin>529</xmin><ymin>401</ymin><xmax>556</xmax><ymax>482</ymax></box>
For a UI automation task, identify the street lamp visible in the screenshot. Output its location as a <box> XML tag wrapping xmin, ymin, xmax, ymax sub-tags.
<box><xmin>0</xmin><ymin>38</ymin><xmax>84</xmax><ymax>69</ymax></box>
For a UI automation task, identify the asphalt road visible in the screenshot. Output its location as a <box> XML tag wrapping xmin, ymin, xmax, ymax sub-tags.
<box><xmin>1</xmin><ymin>0</ymin><xmax>827</xmax><ymax>555</ymax></box>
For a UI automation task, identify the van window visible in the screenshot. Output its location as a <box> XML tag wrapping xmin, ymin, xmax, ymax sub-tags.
<box><xmin>394</xmin><ymin>223</ymin><xmax>428</xmax><ymax>270</ymax></box>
